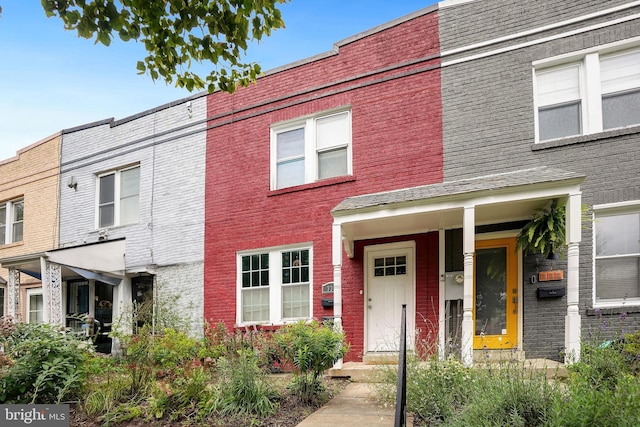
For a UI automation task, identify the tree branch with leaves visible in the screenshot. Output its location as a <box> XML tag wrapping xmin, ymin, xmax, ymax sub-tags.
<box><xmin>40</xmin><ymin>0</ymin><xmax>287</xmax><ymax>93</ymax></box>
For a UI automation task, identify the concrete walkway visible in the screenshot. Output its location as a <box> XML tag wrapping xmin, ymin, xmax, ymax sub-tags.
<box><xmin>296</xmin><ymin>382</ymin><xmax>409</xmax><ymax>427</ymax></box>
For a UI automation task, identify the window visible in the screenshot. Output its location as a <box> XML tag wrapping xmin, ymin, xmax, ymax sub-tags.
<box><xmin>535</xmin><ymin>46</ymin><xmax>640</xmax><ymax>142</ymax></box>
<box><xmin>97</xmin><ymin>165</ymin><xmax>140</xmax><ymax>228</ymax></box>
<box><xmin>66</xmin><ymin>279</ymin><xmax>90</xmax><ymax>331</ymax></box>
<box><xmin>594</xmin><ymin>203</ymin><xmax>640</xmax><ymax>306</ymax></box>
<box><xmin>0</xmin><ymin>287</ymin><xmax>5</xmax><ymax>317</ymax></box>
<box><xmin>26</xmin><ymin>289</ymin><xmax>44</xmax><ymax>324</ymax></box>
<box><xmin>238</xmin><ymin>246</ymin><xmax>312</xmax><ymax>324</ymax></box>
<box><xmin>374</xmin><ymin>256</ymin><xmax>407</xmax><ymax>277</ymax></box>
<box><xmin>271</xmin><ymin>110</ymin><xmax>351</xmax><ymax>190</ymax></box>
<box><xmin>0</xmin><ymin>198</ymin><xmax>24</xmax><ymax>245</ymax></box>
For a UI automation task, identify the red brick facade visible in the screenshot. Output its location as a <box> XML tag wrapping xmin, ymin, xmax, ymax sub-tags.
<box><xmin>204</xmin><ymin>10</ymin><xmax>442</xmax><ymax>361</ymax></box>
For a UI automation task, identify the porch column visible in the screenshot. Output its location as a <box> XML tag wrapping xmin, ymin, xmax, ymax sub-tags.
<box><xmin>7</xmin><ymin>267</ymin><xmax>21</xmax><ymax>321</ymax></box>
<box><xmin>461</xmin><ymin>206</ymin><xmax>475</xmax><ymax>367</ymax></box>
<box><xmin>565</xmin><ymin>192</ymin><xmax>582</xmax><ymax>364</ymax></box>
<box><xmin>332</xmin><ymin>222</ymin><xmax>343</xmax><ymax>369</ymax></box>
<box><xmin>41</xmin><ymin>258</ymin><xmax>64</xmax><ymax>326</ymax></box>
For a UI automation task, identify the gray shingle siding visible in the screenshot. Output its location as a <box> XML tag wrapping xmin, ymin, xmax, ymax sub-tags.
<box><xmin>440</xmin><ymin>0</ymin><xmax>640</xmax><ymax>359</ymax></box>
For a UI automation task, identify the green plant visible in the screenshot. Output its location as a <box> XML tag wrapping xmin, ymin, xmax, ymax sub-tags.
<box><xmin>449</xmin><ymin>363</ymin><xmax>561</xmax><ymax>427</ymax></box>
<box><xmin>273</xmin><ymin>320</ymin><xmax>348</xmax><ymax>402</ymax></box>
<box><xmin>215</xmin><ymin>349</ymin><xmax>279</xmax><ymax>417</ymax></box>
<box><xmin>547</xmin><ymin>373</ymin><xmax>640</xmax><ymax>427</ymax></box>
<box><xmin>620</xmin><ymin>330</ymin><xmax>640</xmax><ymax>374</ymax></box>
<box><xmin>84</xmin><ymin>374</ymin><xmax>133</xmax><ymax>424</ymax></box>
<box><xmin>199</xmin><ymin>322</ymin><xmax>281</xmax><ymax>372</ymax></box>
<box><xmin>148</xmin><ymin>328</ymin><xmax>200</xmax><ymax>373</ymax></box>
<box><xmin>569</xmin><ymin>341</ymin><xmax>631</xmax><ymax>391</ymax></box>
<box><xmin>0</xmin><ymin>322</ymin><xmax>92</xmax><ymax>403</ymax></box>
<box><xmin>379</xmin><ymin>355</ymin><xmax>475</xmax><ymax>425</ymax></box>
<box><xmin>516</xmin><ymin>199</ymin><xmax>566</xmax><ymax>258</ymax></box>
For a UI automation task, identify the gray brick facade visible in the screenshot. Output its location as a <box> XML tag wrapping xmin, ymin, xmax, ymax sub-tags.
<box><xmin>440</xmin><ymin>0</ymin><xmax>640</xmax><ymax>359</ymax></box>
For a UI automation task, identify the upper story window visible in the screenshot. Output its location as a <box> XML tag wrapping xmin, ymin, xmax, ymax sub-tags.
<box><xmin>0</xmin><ymin>198</ymin><xmax>24</xmax><ymax>245</ymax></box>
<box><xmin>97</xmin><ymin>165</ymin><xmax>140</xmax><ymax>228</ymax></box>
<box><xmin>271</xmin><ymin>109</ymin><xmax>352</xmax><ymax>190</ymax></box>
<box><xmin>594</xmin><ymin>202</ymin><xmax>640</xmax><ymax>307</ymax></box>
<box><xmin>238</xmin><ymin>245</ymin><xmax>312</xmax><ymax>325</ymax></box>
<box><xmin>534</xmin><ymin>46</ymin><xmax>640</xmax><ymax>142</ymax></box>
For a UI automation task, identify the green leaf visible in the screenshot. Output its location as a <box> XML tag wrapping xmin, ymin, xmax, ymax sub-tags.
<box><xmin>39</xmin><ymin>0</ymin><xmax>288</xmax><ymax>93</ymax></box>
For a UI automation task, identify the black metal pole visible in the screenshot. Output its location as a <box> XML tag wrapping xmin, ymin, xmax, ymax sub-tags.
<box><xmin>395</xmin><ymin>304</ymin><xmax>407</xmax><ymax>427</ymax></box>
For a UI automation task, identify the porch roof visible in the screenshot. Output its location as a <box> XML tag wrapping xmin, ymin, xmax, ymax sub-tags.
<box><xmin>0</xmin><ymin>239</ymin><xmax>126</xmax><ymax>281</ymax></box>
<box><xmin>332</xmin><ymin>167</ymin><xmax>584</xmax><ymax>213</ymax></box>
<box><xmin>331</xmin><ymin>167</ymin><xmax>585</xmax><ymax>254</ymax></box>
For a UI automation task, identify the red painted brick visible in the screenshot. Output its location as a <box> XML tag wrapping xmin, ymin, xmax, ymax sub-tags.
<box><xmin>204</xmin><ymin>11</ymin><xmax>443</xmax><ymax>361</ymax></box>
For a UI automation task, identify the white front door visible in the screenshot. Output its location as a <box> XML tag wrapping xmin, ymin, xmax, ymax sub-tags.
<box><xmin>365</xmin><ymin>242</ymin><xmax>415</xmax><ymax>352</ymax></box>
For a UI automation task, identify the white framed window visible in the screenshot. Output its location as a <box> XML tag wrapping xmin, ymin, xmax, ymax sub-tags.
<box><xmin>26</xmin><ymin>289</ymin><xmax>44</xmax><ymax>324</ymax></box>
<box><xmin>96</xmin><ymin>165</ymin><xmax>140</xmax><ymax>228</ymax></box>
<box><xmin>237</xmin><ymin>245</ymin><xmax>312</xmax><ymax>325</ymax></box>
<box><xmin>534</xmin><ymin>46</ymin><xmax>640</xmax><ymax>142</ymax></box>
<box><xmin>593</xmin><ymin>202</ymin><xmax>640</xmax><ymax>307</ymax></box>
<box><xmin>271</xmin><ymin>109</ymin><xmax>351</xmax><ymax>190</ymax></box>
<box><xmin>0</xmin><ymin>198</ymin><xmax>24</xmax><ymax>245</ymax></box>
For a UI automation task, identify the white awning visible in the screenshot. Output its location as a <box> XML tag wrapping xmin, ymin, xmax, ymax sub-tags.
<box><xmin>65</xmin><ymin>266</ymin><xmax>122</xmax><ymax>286</ymax></box>
<box><xmin>46</xmin><ymin>239</ymin><xmax>125</xmax><ymax>275</ymax></box>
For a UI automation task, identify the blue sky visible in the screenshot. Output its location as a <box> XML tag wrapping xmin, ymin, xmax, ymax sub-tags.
<box><xmin>0</xmin><ymin>1</ymin><xmax>436</xmax><ymax>161</ymax></box>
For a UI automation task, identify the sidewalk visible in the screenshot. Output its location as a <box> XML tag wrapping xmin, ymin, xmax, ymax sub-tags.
<box><xmin>295</xmin><ymin>382</ymin><xmax>410</xmax><ymax>427</ymax></box>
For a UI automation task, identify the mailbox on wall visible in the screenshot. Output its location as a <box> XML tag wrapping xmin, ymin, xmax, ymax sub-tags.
<box><xmin>537</xmin><ymin>286</ymin><xmax>566</xmax><ymax>299</ymax></box>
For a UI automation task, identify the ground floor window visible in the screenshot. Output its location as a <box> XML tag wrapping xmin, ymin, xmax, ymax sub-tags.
<box><xmin>594</xmin><ymin>202</ymin><xmax>640</xmax><ymax>306</ymax></box>
<box><xmin>66</xmin><ymin>279</ymin><xmax>90</xmax><ymax>332</ymax></box>
<box><xmin>238</xmin><ymin>245</ymin><xmax>312</xmax><ymax>324</ymax></box>
<box><xmin>132</xmin><ymin>275</ymin><xmax>154</xmax><ymax>332</ymax></box>
<box><xmin>0</xmin><ymin>286</ymin><xmax>5</xmax><ymax>317</ymax></box>
<box><xmin>26</xmin><ymin>288</ymin><xmax>43</xmax><ymax>324</ymax></box>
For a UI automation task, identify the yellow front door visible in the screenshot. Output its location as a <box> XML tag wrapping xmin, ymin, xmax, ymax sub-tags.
<box><xmin>473</xmin><ymin>238</ymin><xmax>518</xmax><ymax>349</ymax></box>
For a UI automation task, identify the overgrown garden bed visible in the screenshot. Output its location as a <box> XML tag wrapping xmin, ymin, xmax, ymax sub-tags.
<box><xmin>0</xmin><ymin>317</ymin><xmax>348</xmax><ymax>427</ymax></box>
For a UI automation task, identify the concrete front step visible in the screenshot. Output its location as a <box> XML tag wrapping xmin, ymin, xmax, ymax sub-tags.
<box><xmin>328</xmin><ymin>358</ymin><xmax>568</xmax><ymax>382</ymax></box>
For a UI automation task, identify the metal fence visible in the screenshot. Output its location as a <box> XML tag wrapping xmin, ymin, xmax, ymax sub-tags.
<box><xmin>394</xmin><ymin>304</ymin><xmax>407</xmax><ymax>427</ymax></box>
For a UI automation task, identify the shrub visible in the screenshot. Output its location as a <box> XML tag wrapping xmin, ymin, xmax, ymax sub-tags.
<box><xmin>385</xmin><ymin>355</ymin><xmax>471</xmax><ymax>424</ymax></box>
<box><xmin>568</xmin><ymin>341</ymin><xmax>630</xmax><ymax>391</ymax></box>
<box><xmin>547</xmin><ymin>374</ymin><xmax>640</xmax><ymax>427</ymax></box>
<box><xmin>449</xmin><ymin>363</ymin><xmax>561</xmax><ymax>427</ymax></box>
<box><xmin>212</xmin><ymin>349</ymin><xmax>279</xmax><ymax>417</ymax></box>
<box><xmin>0</xmin><ymin>321</ymin><xmax>92</xmax><ymax>403</ymax></box>
<box><xmin>199</xmin><ymin>322</ymin><xmax>278</xmax><ymax>370</ymax></box>
<box><xmin>273</xmin><ymin>320</ymin><xmax>348</xmax><ymax>402</ymax></box>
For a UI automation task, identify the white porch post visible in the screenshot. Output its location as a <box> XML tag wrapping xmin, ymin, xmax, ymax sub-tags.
<box><xmin>7</xmin><ymin>267</ymin><xmax>21</xmax><ymax>321</ymax></box>
<box><xmin>461</xmin><ymin>206</ymin><xmax>475</xmax><ymax>367</ymax></box>
<box><xmin>332</xmin><ymin>222</ymin><xmax>344</xmax><ymax>369</ymax></box>
<box><xmin>41</xmin><ymin>257</ymin><xmax>64</xmax><ymax>326</ymax></box>
<box><xmin>565</xmin><ymin>192</ymin><xmax>582</xmax><ymax>364</ymax></box>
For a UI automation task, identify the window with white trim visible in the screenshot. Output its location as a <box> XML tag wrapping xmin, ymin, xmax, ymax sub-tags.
<box><xmin>535</xmin><ymin>47</ymin><xmax>640</xmax><ymax>142</ymax></box>
<box><xmin>97</xmin><ymin>165</ymin><xmax>140</xmax><ymax>228</ymax></box>
<box><xmin>26</xmin><ymin>289</ymin><xmax>44</xmax><ymax>324</ymax></box>
<box><xmin>594</xmin><ymin>203</ymin><xmax>640</xmax><ymax>306</ymax></box>
<box><xmin>271</xmin><ymin>109</ymin><xmax>351</xmax><ymax>190</ymax></box>
<box><xmin>238</xmin><ymin>246</ymin><xmax>312</xmax><ymax>324</ymax></box>
<box><xmin>0</xmin><ymin>198</ymin><xmax>24</xmax><ymax>245</ymax></box>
